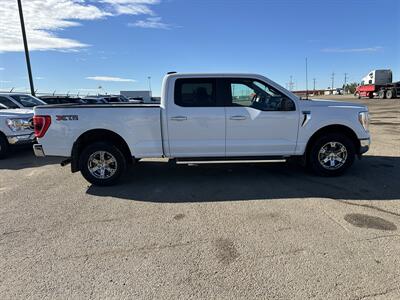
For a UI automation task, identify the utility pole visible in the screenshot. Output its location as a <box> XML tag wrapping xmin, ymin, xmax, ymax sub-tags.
<box><xmin>331</xmin><ymin>72</ymin><xmax>335</xmax><ymax>94</ymax></box>
<box><xmin>305</xmin><ymin>57</ymin><xmax>308</xmax><ymax>99</ymax></box>
<box><xmin>288</xmin><ymin>76</ymin><xmax>294</xmax><ymax>91</ymax></box>
<box><xmin>313</xmin><ymin>78</ymin><xmax>316</xmax><ymax>93</ymax></box>
<box><xmin>148</xmin><ymin>76</ymin><xmax>152</xmax><ymax>94</ymax></box>
<box><xmin>17</xmin><ymin>0</ymin><xmax>35</xmax><ymax>96</ymax></box>
<box><xmin>344</xmin><ymin>73</ymin><xmax>348</xmax><ymax>94</ymax></box>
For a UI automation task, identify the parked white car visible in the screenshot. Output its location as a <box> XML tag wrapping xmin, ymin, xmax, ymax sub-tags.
<box><xmin>0</xmin><ymin>105</ymin><xmax>35</xmax><ymax>158</ymax></box>
<box><xmin>0</xmin><ymin>93</ymin><xmax>46</xmax><ymax>109</ymax></box>
<box><xmin>33</xmin><ymin>73</ymin><xmax>370</xmax><ymax>185</ymax></box>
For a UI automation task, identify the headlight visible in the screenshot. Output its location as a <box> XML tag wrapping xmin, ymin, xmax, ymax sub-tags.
<box><xmin>358</xmin><ymin>111</ymin><xmax>369</xmax><ymax>131</ymax></box>
<box><xmin>6</xmin><ymin>118</ymin><xmax>32</xmax><ymax>132</ymax></box>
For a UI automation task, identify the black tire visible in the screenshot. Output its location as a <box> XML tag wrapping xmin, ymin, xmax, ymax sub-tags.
<box><xmin>79</xmin><ymin>142</ymin><xmax>126</xmax><ymax>186</ymax></box>
<box><xmin>0</xmin><ymin>134</ymin><xmax>9</xmax><ymax>159</ymax></box>
<box><xmin>386</xmin><ymin>89</ymin><xmax>394</xmax><ymax>99</ymax></box>
<box><xmin>308</xmin><ymin>133</ymin><xmax>355</xmax><ymax>176</ymax></box>
<box><xmin>368</xmin><ymin>92</ymin><xmax>374</xmax><ymax>99</ymax></box>
<box><xmin>355</xmin><ymin>92</ymin><xmax>361</xmax><ymax>99</ymax></box>
<box><xmin>378</xmin><ymin>90</ymin><xmax>386</xmax><ymax>99</ymax></box>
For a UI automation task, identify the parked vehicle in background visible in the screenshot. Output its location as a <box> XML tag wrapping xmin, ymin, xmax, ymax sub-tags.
<box><xmin>128</xmin><ymin>97</ymin><xmax>144</xmax><ymax>104</ymax></box>
<box><xmin>101</xmin><ymin>95</ymin><xmax>130</xmax><ymax>103</ymax></box>
<box><xmin>355</xmin><ymin>69</ymin><xmax>400</xmax><ymax>99</ymax></box>
<box><xmin>82</xmin><ymin>97</ymin><xmax>108</xmax><ymax>104</ymax></box>
<box><xmin>39</xmin><ymin>96</ymin><xmax>85</xmax><ymax>105</ymax></box>
<box><xmin>0</xmin><ymin>93</ymin><xmax>46</xmax><ymax>108</ymax></box>
<box><xmin>0</xmin><ymin>105</ymin><xmax>34</xmax><ymax>158</ymax></box>
<box><xmin>33</xmin><ymin>72</ymin><xmax>371</xmax><ymax>186</ymax></box>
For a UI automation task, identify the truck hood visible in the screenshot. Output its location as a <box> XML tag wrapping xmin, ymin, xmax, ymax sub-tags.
<box><xmin>301</xmin><ymin>99</ymin><xmax>368</xmax><ymax>111</ymax></box>
<box><xmin>0</xmin><ymin>108</ymin><xmax>34</xmax><ymax>118</ymax></box>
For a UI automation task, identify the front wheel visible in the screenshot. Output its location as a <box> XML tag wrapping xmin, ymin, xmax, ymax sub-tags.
<box><xmin>308</xmin><ymin>133</ymin><xmax>355</xmax><ymax>176</ymax></box>
<box><xmin>0</xmin><ymin>135</ymin><xmax>9</xmax><ymax>159</ymax></box>
<box><xmin>79</xmin><ymin>142</ymin><xmax>126</xmax><ymax>186</ymax></box>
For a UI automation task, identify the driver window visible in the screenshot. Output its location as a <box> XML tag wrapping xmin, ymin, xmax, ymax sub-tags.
<box><xmin>231</xmin><ymin>83</ymin><xmax>254</xmax><ymax>107</ymax></box>
<box><xmin>229</xmin><ymin>79</ymin><xmax>295</xmax><ymax>111</ymax></box>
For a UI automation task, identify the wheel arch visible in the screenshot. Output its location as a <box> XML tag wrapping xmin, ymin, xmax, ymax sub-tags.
<box><xmin>305</xmin><ymin>124</ymin><xmax>360</xmax><ymax>159</ymax></box>
<box><xmin>71</xmin><ymin>128</ymin><xmax>133</xmax><ymax>172</ymax></box>
<box><xmin>0</xmin><ymin>130</ymin><xmax>7</xmax><ymax>141</ymax></box>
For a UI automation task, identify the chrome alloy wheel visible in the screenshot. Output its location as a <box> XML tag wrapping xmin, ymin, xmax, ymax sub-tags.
<box><xmin>318</xmin><ymin>141</ymin><xmax>348</xmax><ymax>170</ymax></box>
<box><xmin>87</xmin><ymin>151</ymin><xmax>118</xmax><ymax>179</ymax></box>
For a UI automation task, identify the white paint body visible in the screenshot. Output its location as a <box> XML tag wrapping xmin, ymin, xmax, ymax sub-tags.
<box><xmin>35</xmin><ymin>73</ymin><xmax>370</xmax><ymax>159</ymax></box>
<box><xmin>0</xmin><ymin>108</ymin><xmax>34</xmax><ymax>144</ymax></box>
<box><xmin>361</xmin><ymin>69</ymin><xmax>392</xmax><ymax>85</ymax></box>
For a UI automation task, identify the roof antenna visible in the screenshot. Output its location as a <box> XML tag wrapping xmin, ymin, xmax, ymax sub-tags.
<box><xmin>10</xmin><ymin>87</ymin><xmax>15</xmax><ymax>92</ymax></box>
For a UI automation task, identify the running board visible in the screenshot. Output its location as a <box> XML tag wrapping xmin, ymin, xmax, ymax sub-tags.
<box><xmin>175</xmin><ymin>156</ymin><xmax>289</xmax><ymax>164</ymax></box>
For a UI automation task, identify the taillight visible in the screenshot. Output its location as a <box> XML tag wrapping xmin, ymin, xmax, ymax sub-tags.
<box><xmin>33</xmin><ymin>115</ymin><xmax>51</xmax><ymax>138</ymax></box>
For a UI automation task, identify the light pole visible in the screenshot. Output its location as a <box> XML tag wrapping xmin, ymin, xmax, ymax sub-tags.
<box><xmin>17</xmin><ymin>0</ymin><xmax>35</xmax><ymax>96</ymax></box>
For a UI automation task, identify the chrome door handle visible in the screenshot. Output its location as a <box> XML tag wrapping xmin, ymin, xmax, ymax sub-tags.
<box><xmin>230</xmin><ymin>115</ymin><xmax>247</xmax><ymax>120</ymax></box>
<box><xmin>170</xmin><ymin>116</ymin><xmax>187</xmax><ymax>121</ymax></box>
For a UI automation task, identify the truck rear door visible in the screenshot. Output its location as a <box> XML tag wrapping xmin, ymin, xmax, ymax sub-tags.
<box><xmin>166</xmin><ymin>78</ymin><xmax>225</xmax><ymax>157</ymax></box>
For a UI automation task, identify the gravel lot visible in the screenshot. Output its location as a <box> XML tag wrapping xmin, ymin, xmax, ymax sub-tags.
<box><xmin>1</xmin><ymin>96</ymin><xmax>399</xmax><ymax>299</ymax></box>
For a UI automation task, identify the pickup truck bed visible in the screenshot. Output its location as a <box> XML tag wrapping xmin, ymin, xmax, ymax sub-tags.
<box><xmin>36</xmin><ymin>103</ymin><xmax>163</xmax><ymax>158</ymax></box>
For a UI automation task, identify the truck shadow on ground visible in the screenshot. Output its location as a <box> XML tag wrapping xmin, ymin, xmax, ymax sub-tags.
<box><xmin>86</xmin><ymin>155</ymin><xmax>400</xmax><ymax>202</ymax></box>
<box><xmin>0</xmin><ymin>147</ymin><xmax>61</xmax><ymax>170</ymax></box>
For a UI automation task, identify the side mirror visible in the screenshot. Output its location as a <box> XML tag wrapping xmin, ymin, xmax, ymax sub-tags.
<box><xmin>280</xmin><ymin>98</ymin><xmax>295</xmax><ymax>111</ymax></box>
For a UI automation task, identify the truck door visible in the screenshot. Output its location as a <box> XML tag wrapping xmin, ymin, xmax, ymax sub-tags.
<box><xmin>223</xmin><ymin>78</ymin><xmax>299</xmax><ymax>156</ymax></box>
<box><xmin>166</xmin><ymin>78</ymin><xmax>226</xmax><ymax>157</ymax></box>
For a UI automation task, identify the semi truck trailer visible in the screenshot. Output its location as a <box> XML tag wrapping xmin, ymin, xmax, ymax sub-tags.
<box><xmin>355</xmin><ymin>69</ymin><xmax>400</xmax><ymax>99</ymax></box>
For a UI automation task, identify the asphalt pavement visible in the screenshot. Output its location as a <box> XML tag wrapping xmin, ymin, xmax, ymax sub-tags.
<box><xmin>1</xmin><ymin>97</ymin><xmax>399</xmax><ymax>299</ymax></box>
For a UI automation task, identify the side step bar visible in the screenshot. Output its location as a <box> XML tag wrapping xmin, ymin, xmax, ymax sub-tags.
<box><xmin>174</xmin><ymin>156</ymin><xmax>290</xmax><ymax>164</ymax></box>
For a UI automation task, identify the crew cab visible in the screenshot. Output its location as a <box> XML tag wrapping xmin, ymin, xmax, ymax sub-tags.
<box><xmin>33</xmin><ymin>73</ymin><xmax>371</xmax><ymax>185</ymax></box>
<box><xmin>0</xmin><ymin>105</ymin><xmax>34</xmax><ymax>158</ymax></box>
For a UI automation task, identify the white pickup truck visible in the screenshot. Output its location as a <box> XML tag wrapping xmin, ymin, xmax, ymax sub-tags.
<box><xmin>0</xmin><ymin>105</ymin><xmax>35</xmax><ymax>158</ymax></box>
<box><xmin>33</xmin><ymin>73</ymin><xmax>370</xmax><ymax>185</ymax></box>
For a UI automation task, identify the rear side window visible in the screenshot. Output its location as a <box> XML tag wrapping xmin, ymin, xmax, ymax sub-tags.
<box><xmin>174</xmin><ymin>79</ymin><xmax>216</xmax><ymax>107</ymax></box>
<box><xmin>0</xmin><ymin>96</ymin><xmax>19</xmax><ymax>108</ymax></box>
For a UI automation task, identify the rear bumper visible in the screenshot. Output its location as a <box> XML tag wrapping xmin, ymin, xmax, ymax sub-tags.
<box><xmin>7</xmin><ymin>133</ymin><xmax>35</xmax><ymax>145</ymax></box>
<box><xmin>33</xmin><ymin>144</ymin><xmax>45</xmax><ymax>157</ymax></box>
<box><xmin>359</xmin><ymin>138</ymin><xmax>370</xmax><ymax>154</ymax></box>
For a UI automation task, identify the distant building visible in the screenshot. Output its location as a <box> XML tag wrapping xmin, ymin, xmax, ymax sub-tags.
<box><xmin>120</xmin><ymin>90</ymin><xmax>153</xmax><ymax>103</ymax></box>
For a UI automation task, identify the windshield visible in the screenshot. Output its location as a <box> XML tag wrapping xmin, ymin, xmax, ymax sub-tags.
<box><xmin>10</xmin><ymin>95</ymin><xmax>46</xmax><ymax>107</ymax></box>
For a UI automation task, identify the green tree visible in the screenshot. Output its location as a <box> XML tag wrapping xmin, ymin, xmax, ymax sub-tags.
<box><xmin>343</xmin><ymin>82</ymin><xmax>358</xmax><ymax>94</ymax></box>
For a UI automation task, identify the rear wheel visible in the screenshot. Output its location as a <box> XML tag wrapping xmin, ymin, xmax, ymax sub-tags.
<box><xmin>0</xmin><ymin>135</ymin><xmax>9</xmax><ymax>159</ymax></box>
<box><xmin>378</xmin><ymin>90</ymin><xmax>386</xmax><ymax>99</ymax></box>
<box><xmin>79</xmin><ymin>142</ymin><xmax>126</xmax><ymax>186</ymax></box>
<box><xmin>386</xmin><ymin>89</ymin><xmax>395</xmax><ymax>99</ymax></box>
<box><xmin>308</xmin><ymin>133</ymin><xmax>355</xmax><ymax>176</ymax></box>
<box><xmin>368</xmin><ymin>92</ymin><xmax>374</xmax><ymax>99</ymax></box>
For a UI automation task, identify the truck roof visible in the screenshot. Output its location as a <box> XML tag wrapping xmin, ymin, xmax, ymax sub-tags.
<box><xmin>166</xmin><ymin>72</ymin><xmax>264</xmax><ymax>77</ymax></box>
